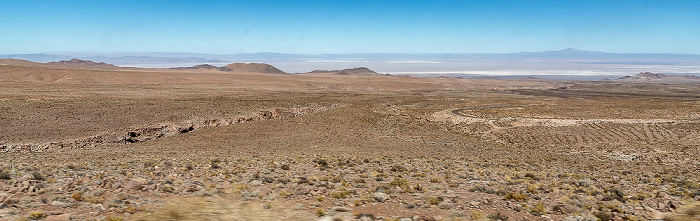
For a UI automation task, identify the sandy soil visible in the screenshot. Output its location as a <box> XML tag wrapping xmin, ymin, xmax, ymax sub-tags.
<box><xmin>0</xmin><ymin>61</ymin><xmax>697</xmax><ymax>221</ymax></box>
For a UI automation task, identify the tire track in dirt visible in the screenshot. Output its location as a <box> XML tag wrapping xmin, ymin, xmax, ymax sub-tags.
<box><xmin>447</xmin><ymin>106</ymin><xmax>700</xmax><ymax>149</ymax></box>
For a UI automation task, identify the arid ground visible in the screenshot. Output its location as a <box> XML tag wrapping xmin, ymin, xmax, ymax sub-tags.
<box><xmin>0</xmin><ymin>60</ymin><xmax>698</xmax><ymax>221</ymax></box>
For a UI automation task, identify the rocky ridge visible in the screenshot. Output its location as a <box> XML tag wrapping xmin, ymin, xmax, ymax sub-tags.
<box><xmin>618</xmin><ymin>72</ymin><xmax>700</xmax><ymax>82</ymax></box>
<box><xmin>0</xmin><ymin>106</ymin><xmax>324</xmax><ymax>153</ymax></box>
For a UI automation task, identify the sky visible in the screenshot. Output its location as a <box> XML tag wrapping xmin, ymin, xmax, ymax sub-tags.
<box><xmin>1</xmin><ymin>0</ymin><xmax>699</xmax><ymax>54</ymax></box>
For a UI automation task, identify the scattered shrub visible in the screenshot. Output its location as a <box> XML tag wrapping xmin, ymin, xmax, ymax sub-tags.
<box><xmin>505</xmin><ymin>192</ymin><xmax>529</xmax><ymax>201</ymax></box>
<box><xmin>487</xmin><ymin>211</ymin><xmax>509</xmax><ymax>221</ymax></box>
<box><xmin>103</xmin><ymin>216</ymin><xmax>125</xmax><ymax>221</ymax></box>
<box><xmin>390</xmin><ymin>165</ymin><xmax>407</xmax><ymax>172</ymax></box>
<box><xmin>72</xmin><ymin>192</ymin><xmax>84</xmax><ymax>202</ymax></box>
<box><xmin>469</xmin><ymin>211</ymin><xmax>484</xmax><ymax>220</ymax></box>
<box><xmin>278</xmin><ymin>190</ymin><xmax>292</xmax><ymax>198</ymax></box>
<box><xmin>313</xmin><ymin>158</ymin><xmax>328</xmax><ymax>167</ymax></box>
<box><xmin>160</xmin><ymin>185</ymin><xmax>175</xmax><ymax>193</ymax></box>
<box><xmin>31</xmin><ymin>171</ymin><xmax>45</xmax><ymax>181</ymax></box>
<box><xmin>330</xmin><ymin>189</ymin><xmax>352</xmax><ymax>199</ymax></box>
<box><xmin>315</xmin><ymin>209</ymin><xmax>326</xmax><ymax>217</ymax></box>
<box><xmin>316</xmin><ymin>196</ymin><xmax>325</xmax><ymax>202</ymax></box>
<box><xmin>210</xmin><ymin>159</ymin><xmax>221</xmax><ymax>169</ymax></box>
<box><xmin>280</xmin><ymin>164</ymin><xmax>290</xmax><ymax>170</ymax></box>
<box><xmin>0</xmin><ymin>170</ymin><xmax>10</xmax><ymax>179</ymax></box>
<box><xmin>426</xmin><ymin>196</ymin><xmax>443</xmax><ymax>205</ymax></box>
<box><xmin>529</xmin><ymin>203</ymin><xmax>547</xmax><ymax>216</ymax></box>
<box><xmin>389</xmin><ymin>178</ymin><xmax>410</xmax><ymax>189</ymax></box>
<box><xmin>29</xmin><ymin>211</ymin><xmax>46</xmax><ymax>220</ymax></box>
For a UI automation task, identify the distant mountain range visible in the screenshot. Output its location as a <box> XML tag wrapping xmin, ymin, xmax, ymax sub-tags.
<box><xmin>3</xmin><ymin>49</ymin><xmax>700</xmax><ymax>64</ymax></box>
<box><xmin>0</xmin><ymin>53</ymin><xmax>227</xmax><ymax>66</ymax></box>
<box><xmin>2</xmin><ymin>49</ymin><xmax>699</xmax><ymax>75</ymax></box>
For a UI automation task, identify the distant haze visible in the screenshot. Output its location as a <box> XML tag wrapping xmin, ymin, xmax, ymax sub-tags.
<box><xmin>2</xmin><ymin>49</ymin><xmax>700</xmax><ymax>80</ymax></box>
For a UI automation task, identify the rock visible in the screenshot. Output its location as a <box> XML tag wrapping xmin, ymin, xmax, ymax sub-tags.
<box><xmin>0</xmin><ymin>198</ymin><xmax>10</xmax><ymax>209</ymax></box>
<box><xmin>262</xmin><ymin>177</ymin><xmax>275</xmax><ymax>183</ymax></box>
<box><xmin>124</xmin><ymin>181</ymin><xmax>143</xmax><ymax>190</ymax></box>
<box><xmin>250</xmin><ymin>180</ymin><xmax>263</xmax><ymax>186</ymax></box>
<box><xmin>373</xmin><ymin>192</ymin><xmax>389</xmax><ymax>202</ymax></box>
<box><xmin>331</xmin><ymin>206</ymin><xmax>352</xmax><ymax>212</ymax></box>
<box><xmin>404</xmin><ymin>202</ymin><xmax>416</xmax><ymax>209</ymax></box>
<box><xmin>45</xmin><ymin>213</ymin><xmax>71</xmax><ymax>221</ymax></box>
<box><xmin>470</xmin><ymin>201</ymin><xmax>481</xmax><ymax>207</ymax></box>
<box><xmin>50</xmin><ymin>201</ymin><xmax>72</xmax><ymax>208</ymax></box>
<box><xmin>438</xmin><ymin>202</ymin><xmax>454</xmax><ymax>209</ymax></box>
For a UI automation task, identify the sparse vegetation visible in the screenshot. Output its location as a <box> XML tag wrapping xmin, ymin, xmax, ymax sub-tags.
<box><xmin>0</xmin><ymin>62</ymin><xmax>697</xmax><ymax>220</ymax></box>
<box><xmin>31</xmin><ymin>171</ymin><xmax>45</xmax><ymax>181</ymax></box>
<box><xmin>0</xmin><ymin>170</ymin><xmax>10</xmax><ymax>179</ymax></box>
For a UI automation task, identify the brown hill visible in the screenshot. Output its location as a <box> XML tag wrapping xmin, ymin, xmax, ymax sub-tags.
<box><xmin>306</xmin><ymin>67</ymin><xmax>382</xmax><ymax>76</ymax></box>
<box><xmin>219</xmin><ymin>63</ymin><xmax>287</xmax><ymax>74</ymax></box>
<box><xmin>0</xmin><ymin>59</ymin><xmax>42</xmax><ymax>66</ymax></box>
<box><xmin>172</xmin><ymin>64</ymin><xmax>219</xmax><ymax>70</ymax></box>
<box><xmin>48</xmin><ymin>58</ymin><xmax>117</xmax><ymax>68</ymax></box>
<box><xmin>336</xmin><ymin>67</ymin><xmax>381</xmax><ymax>76</ymax></box>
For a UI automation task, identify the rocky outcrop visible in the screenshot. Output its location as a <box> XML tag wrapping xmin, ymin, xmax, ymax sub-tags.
<box><xmin>618</xmin><ymin>72</ymin><xmax>700</xmax><ymax>80</ymax></box>
<box><xmin>219</xmin><ymin>63</ymin><xmax>287</xmax><ymax>74</ymax></box>
<box><xmin>0</xmin><ymin>106</ymin><xmax>323</xmax><ymax>152</ymax></box>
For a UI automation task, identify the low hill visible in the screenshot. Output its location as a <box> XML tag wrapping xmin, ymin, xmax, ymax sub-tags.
<box><xmin>306</xmin><ymin>67</ymin><xmax>383</xmax><ymax>76</ymax></box>
<box><xmin>0</xmin><ymin>59</ymin><xmax>42</xmax><ymax>66</ymax></box>
<box><xmin>618</xmin><ymin>72</ymin><xmax>700</xmax><ymax>83</ymax></box>
<box><xmin>48</xmin><ymin>58</ymin><xmax>118</xmax><ymax>68</ymax></box>
<box><xmin>171</xmin><ymin>64</ymin><xmax>219</xmax><ymax>70</ymax></box>
<box><xmin>219</xmin><ymin>63</ymin><xmax>287</xmax><ymax>74</ymax></box>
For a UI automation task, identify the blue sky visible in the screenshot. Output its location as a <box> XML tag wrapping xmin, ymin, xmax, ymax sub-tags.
<box><xmin>1</xmin><ymin>0</ymin><xmax>699</xmax><ymax>54</ymax></box>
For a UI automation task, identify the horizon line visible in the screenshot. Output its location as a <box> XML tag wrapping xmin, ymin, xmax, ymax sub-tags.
<box><xmin>3</xmin><ymin>48</ymin><xmax>700</xmax><ymax>56</ymax></box>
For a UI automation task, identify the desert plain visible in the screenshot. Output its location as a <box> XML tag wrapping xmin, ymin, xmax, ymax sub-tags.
<box><xmin>0</xmin><ymin>59</ymin><xmax>698</xmax><ymax>221</ymax></box>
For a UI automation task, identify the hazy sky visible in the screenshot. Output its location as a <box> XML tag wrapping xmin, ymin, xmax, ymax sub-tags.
<box><xmin>1</xmin><ymin>0</ymin><xmax>699</xmax><ymax>54</ymax></box>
